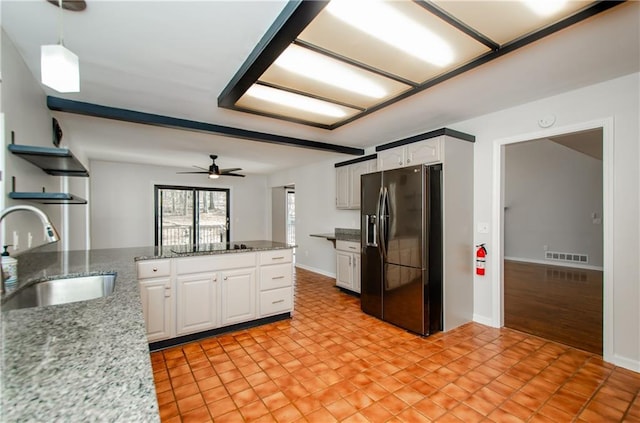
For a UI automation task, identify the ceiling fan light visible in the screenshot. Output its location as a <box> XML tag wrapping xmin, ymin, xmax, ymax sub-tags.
<box><xmin>326</xmin><ymin>0</ymin><xmax>454</xmax><ymax>67</ymax></box>
<box><xmin>41</xmin><ymin>44</ymin><xmax>80</xmax><ymax>93</ymax></box>
<box><xmin>208</xmin><ymin>173</ymin><xmax>220</xmax><ymax>179</ymax></box>
<box><xmin>274</xmin><ymin>45</ymin><xmax>387</xmax><ymax>99</ymax></box>
<box><xmin>246</xmin><ymin>85</ymin><xmax>347</xmax><ymax>118</ymax></box>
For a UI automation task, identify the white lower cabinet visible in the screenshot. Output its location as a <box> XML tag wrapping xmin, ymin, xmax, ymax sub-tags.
<box><xmin>176</xmin><ymin>272</ymin><xmax>218</xmax><ymax>336</ymax></box>
<box><xmin>138</xmin><ymin>259</ymin><xmax>173</xmax><ymax>342</ymax></box>
<box><xmin>259</xmin><ymin>250</ymin><xmax>294</xmax><ymax>317</ymax></box>
<box><xmin>220</xmin><ymin>268</ymin><xmax>256</xmax><ymax>326</ymax></box>
<box><xmin>335</xmin><ymin>240</ymin><xmax>361</xmax><ymax>293</ymax></box>
<box><xmin>139</xmin><ymin>277</ymin><xmax>173</xmax><ymax>342</ymax></box>
<box><xmin>138</xmin><ymin>249</ymin><xmax>293</xmax><ymax>343</ymax></box>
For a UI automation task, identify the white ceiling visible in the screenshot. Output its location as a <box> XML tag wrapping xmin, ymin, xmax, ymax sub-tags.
<box><xmin>2</xmin><ymin>1</ymin><xmax>638</xmax><ymax>175</ymax></box>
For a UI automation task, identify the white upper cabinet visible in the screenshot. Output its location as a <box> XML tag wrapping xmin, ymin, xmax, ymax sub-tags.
<box><xmin>336</xmin><ymin>157</ymin><xmax>377</xmax><ymax>210</ymax></box>
<box><xmin>377</xmin><ymin>137</ymin><xmax>442</xmax><ymax>171</ymax></box>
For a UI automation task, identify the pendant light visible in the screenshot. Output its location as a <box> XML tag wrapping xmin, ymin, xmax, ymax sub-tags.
<box><xmin>41</xmin><ymin>0</ymin><xmax>80</xmax><ymax>93</ymax></box>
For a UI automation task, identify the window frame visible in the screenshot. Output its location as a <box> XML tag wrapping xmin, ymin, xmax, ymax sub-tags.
<box><xmin>154</xmin><ymin>184</ymin><xmax>231</xmax><ymax>247</ymax></box>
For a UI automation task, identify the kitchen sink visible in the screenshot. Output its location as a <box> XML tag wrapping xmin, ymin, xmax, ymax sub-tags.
<box><xmin>1</xmin><ymin>274</ymin><xmax>116</xmax><ymax>311</ymax></box>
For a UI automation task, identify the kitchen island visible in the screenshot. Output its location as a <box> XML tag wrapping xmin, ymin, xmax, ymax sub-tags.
<box><xmin>0</xmin><ymin>241</ymin><xmax>294</xmax><ymax>422</ymax></box>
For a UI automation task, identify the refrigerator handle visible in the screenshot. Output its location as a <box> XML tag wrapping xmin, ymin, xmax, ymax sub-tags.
<box><xmin>379</xmin><ymin>187</ymin><xmax>388</xmax><ymax>260</ymax></box>
<box><xmin>365</xmin><ymin>214</ymin><xmax>377</xmax><ymax>247</ymax></box>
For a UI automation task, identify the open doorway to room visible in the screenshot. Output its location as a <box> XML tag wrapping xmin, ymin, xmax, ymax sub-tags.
<box><xmin>272</xmin><ymin>184</ymin><xmax>295</xmax><ymax>251</ymax></box>
<box><xmin>502</xmin><ymin>128</ymin><xmax>604</xmax><ymax>354</ymax></box>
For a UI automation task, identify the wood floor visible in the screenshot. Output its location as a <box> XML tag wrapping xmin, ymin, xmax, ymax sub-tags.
<box><xmin>504</xmin><ymin>260</ymin><xmax>603</xmax><ymax>355</ymax></box>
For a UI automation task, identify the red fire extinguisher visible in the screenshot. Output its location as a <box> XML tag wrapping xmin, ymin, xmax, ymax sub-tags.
<box><xmin>476</xmin><ymin>244</ymin><xmax>487</xmax><ymax>276</ymax></box>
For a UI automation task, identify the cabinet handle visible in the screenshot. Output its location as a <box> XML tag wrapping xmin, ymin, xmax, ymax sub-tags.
<box><xmin>152</xmin><ymin>268</ymin><xmax>158</xmax><ymax>272</ymax></box>
<box><xmin>272</xmin><ymin>256</ymin><xmax>285</xmax><ymax>260</ymax></box>
<box><xmin>224</xmin><ymin>276</ymin><xmax>228</xmax><ymax>281</ymax></box>
<box><xmin>349</xmin><ymin>256</ymin><xmax>352</xmax><ymax>266</ymax></box>
<box><xmin>407</xmin><ymin>158</ymin><xmax>411</xmax><ymax>163</ymax></box>
<box><xmin>164</xmin><ymin>286</ymin><xmax>170</xmax><ymax>298</ymax></box>
<box><xmin>213</xmin><ymin>276</ymin><xmax>217</xmax><ymax>282</ymax></box>
<box><xmin>272</xmin><ymin>276</ymin><xmax>285</xmax><ymax>280</ymax></box>
<box><xmin>348</xmin><ymin>246</ymin><xmax>357</xmax><ymax>250</ymax></box>
<box><xmin>272</xmin><ymin>299</ymin><xmax>284</xmax><ymax>304</ymax></box>
<box><xmin>398</xmin><ymin>160</ymin><xmax>403</xmax><ymax>165</ymax></box>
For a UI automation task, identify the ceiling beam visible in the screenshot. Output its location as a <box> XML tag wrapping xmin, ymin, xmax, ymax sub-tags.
<box><xmin>46</xmin><ymin>96</ymin><xmax>364</xmax><ymax>156</ymax></box>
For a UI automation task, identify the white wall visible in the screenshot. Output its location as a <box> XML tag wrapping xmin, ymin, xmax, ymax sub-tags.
<box><xmin>90</xmin><ymin>160</ymin><xmax>269</xmax><ymax>249</ymax></box>
<box><xmin>1</xmin><ymin>31</ymin><xmax>90</xmax><ymax>253</ymax></box>
<box><xmin>268</xmin><ymin>158</ymin><xmax>360</xmax><ymax>277</ymax></box>
<box><xmin>455</xmin><ymin>73</ymin><xmax>638</xmax><ymax>370</ymax></box>
<box><xmin>271</xmin><ymin>187</ymin><xmax>286</xmax><ymax>244</ymax></box>
<box><xmin>504</xmin><ymin>139</ymin><xmax>603</xmax><ymax>267</ymax></box>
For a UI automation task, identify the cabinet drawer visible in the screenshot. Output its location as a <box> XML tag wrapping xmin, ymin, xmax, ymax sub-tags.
<box><xmin>137</xmin><ymin>259</ymin><xmax>171</xmax><ymax>279</ymax></box>
<box><xmin>336</xmin><ymin>240</ymin><xmax>360</xmax><ymax>253</ymax></box>
<box><xmin>260</xmin><ymin>249</ymin><xmax>292</xmax><ymax>265</ymax></box>
<box><xmin>260</xmin><ymin>287</ymin><xmax>292</xmax><ymax>316</ymax></box>
<box><xmin>261</xmin><ymin>264</ymin><xmax>293</xmax><ymax>291</ymax></box>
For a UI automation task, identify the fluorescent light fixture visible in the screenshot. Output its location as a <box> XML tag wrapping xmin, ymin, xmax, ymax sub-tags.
<box><xmin>274</xmin><ymin>44</ymin><xmax>387</xmax><ymax>99</ymax></box>
<box><xmin>41</xmin><ymin>44</ymin><xmax>80</xmax><ymax>93</ymax></box>
<box><xmin>208</xmin><ymin>173</ymin><xmax>220</xmax><ymax>180</ymax></box>
<box><xmin>522</xmin><ymin>0</ymin><xmax>569</xmax><ymax>16</ymax></box>
<box><xmin>246</xmin><ymin>84</ymin><xmax>347</xmax><ymax>118</ymax></box>
<box><xmin>326</xmin><ymin>0</ymin><xmax>454</xmax><ymax>67</ymax></box>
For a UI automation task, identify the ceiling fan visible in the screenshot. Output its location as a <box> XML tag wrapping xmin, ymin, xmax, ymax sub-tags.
<box><xmin>177</xmin><ymin>155</ymin><xmax>245</xmax><ymax>179</ymax></box>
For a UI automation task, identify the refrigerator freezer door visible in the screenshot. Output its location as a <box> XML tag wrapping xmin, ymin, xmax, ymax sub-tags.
<box><xmin>361</xmin><ymin>172</ymin><xmax>383</xmax><ymax>319</ymax></box>
<box><xmin>383</xmin><ymin>263</ymin><xmax>427</xmax><ymax>335</ymax></box>
<box><xmin>383</xmin><ymin>165</ymin><xmax>425</xmax><ymax>269</ymax></box>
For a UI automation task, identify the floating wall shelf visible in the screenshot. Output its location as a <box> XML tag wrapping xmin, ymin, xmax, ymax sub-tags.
<box><xmin>8</xmin><ymin>144</ymin><xmax>89</xmax><ymax>177</ymax></box>
<box><xmin>8</xmin><ymin>192</ymin><xmax>87</xmax><ymax>205</ymax></box>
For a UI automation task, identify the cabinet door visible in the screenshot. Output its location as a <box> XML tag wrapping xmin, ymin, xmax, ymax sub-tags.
<box><xmin>407</xmin><ymin>138</ymin><xmax>441</xmax><ymax>165</ymax></box>
<box><xmin>221</xmin><ymin>268</ymin><xmax>257</xmax><ymax>326</ymax></box>
<box><xmin>349</xmin><ymin>161</ymin><xmax>370</xmax><ymax>209</ymax></box>
<box><xmin>377</xmin><ymin>147</ymin><xmax>405</xmax><ymax>171</ymax></box>
<box><xmin>352</xmin><ymin>253</ymin><xmax>361</xmax><ymax>294</ymax></box>
<box><xmin>336</xmin><ymin>166</ymin><xmax>350</xmax><ymax>209</ymax></box>
<box><xmin>336</xmin><ymin>251</ymin><xmax>353</xmax><ymax>290</ymax></box>
<box><xmin>176</xmin><ymin>272</ymin><xmax>218</xmax><ymax>336</ymax></box>
<box><xmin>139</xmin><ymin>277</ymin><xmax>172</xmax><ymax>342</ymax></box>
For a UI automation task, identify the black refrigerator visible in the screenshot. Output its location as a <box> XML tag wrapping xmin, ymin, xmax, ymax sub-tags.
<box><xmin>360</xmin><ymin>164</ymin><xmax>443</xmax><ymax>336</ymax></box>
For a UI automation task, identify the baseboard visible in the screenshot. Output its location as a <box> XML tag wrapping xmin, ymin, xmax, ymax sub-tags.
<box><xmin>473</xmin><ymin>313</ymin><xmax>497</xmax><ymax>327</ymax></box>
<box><xmin>612</xmin><ymin>354</ymin><xmax>640</xmax><ymax>373</ymax></box>
<box><xmin>294</xmin><ymin>263</ymin><xmax>336</xmax><ymax>279</ymax></box>
<box><xmin>504</xmin><ymin>256</ymin><xmax>603</xmax><ymax>271</ymax></box>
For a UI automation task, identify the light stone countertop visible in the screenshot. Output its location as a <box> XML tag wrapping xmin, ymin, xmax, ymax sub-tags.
<box><xmin>1</xmin><ymin>241</ymin><xmax>294</xmax><ymax>422</ymax></box>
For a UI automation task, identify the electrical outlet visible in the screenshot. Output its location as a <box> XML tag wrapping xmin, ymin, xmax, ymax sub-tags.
<box><xmin>28</xmin><ymin>232</ymin><xmax>33</xmax><ymax>248</ymax></box>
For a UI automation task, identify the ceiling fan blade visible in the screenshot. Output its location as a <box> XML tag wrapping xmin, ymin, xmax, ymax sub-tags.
<box><xmin>193</xmin><ymin>165</ymin><xmax>209</xmax><ymax>171</ymax></box>
<box><xmin>220</xmin><ymin>168</ymin><xmax>242</xmax><ymax>173</ymax></box>
<box><xmin>176</xmin><ymin>171</ymin><xmax>209</xmax><ymax>174</ymax></box>
<box><xmin>223</xmin><ymin>173</ymin><xmax>245</xmax><ymax>177</ymax></box>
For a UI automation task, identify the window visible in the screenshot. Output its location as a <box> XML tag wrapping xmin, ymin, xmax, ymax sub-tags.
<box><xmin>155</xmin><ymin>185</ymin><xmax>230</xmax><ymax>247</ymax></box>
<box><xmin>286</xmin><ymin>189</ymin><xmax>295</xmax><ymax>246</ymax></box>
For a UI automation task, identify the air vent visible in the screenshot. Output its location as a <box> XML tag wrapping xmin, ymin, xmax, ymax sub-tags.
<box><xmin>545</xmin><ymin>250</ymin><xmax>588</xmax><ymax>264</ymax></box>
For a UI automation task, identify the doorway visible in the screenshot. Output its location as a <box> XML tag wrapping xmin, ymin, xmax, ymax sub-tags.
<box><xmin>495</xmin><ymin>121</ymin><xmax>612</xmax><ymax>358</ymax></box>
<box><xmin>271</xmin><ymin>185</ymin><xmax>295</xmax><ymax>246</ymax></box>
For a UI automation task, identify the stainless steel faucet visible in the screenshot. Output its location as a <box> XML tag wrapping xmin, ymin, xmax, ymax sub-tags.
<box><xmin>0</xmin><ymin>205</ymin><xmax>61</xmax><ymax>294</ymax></box>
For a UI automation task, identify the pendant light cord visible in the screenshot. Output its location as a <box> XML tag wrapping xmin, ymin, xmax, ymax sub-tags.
<box><xmin>58</xmin><ymin>0</ymin><xmax>64</xmax><ymax>46</ymax></box>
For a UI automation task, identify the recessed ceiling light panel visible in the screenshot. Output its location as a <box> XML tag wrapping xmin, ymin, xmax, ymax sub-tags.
<box><xmin>274</xmin><ymin>44</ymin><xmax>387</xmax><ymax>99</ymax></box>
<box><xmin>326</xmin><ymin>0</ymin><xmax>454</xmax><ymax>67</ymax></box>
<box><xmin>236</xmin><ymin>84</ymin><xmax>361</xmax><ymax>126</ymax></box>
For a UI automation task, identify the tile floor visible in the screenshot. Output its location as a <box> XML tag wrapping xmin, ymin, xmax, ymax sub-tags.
<box><xmin>151</xmin><ymin>268</ymin><xmax>640</xmax><ymax>422</ymax></box>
